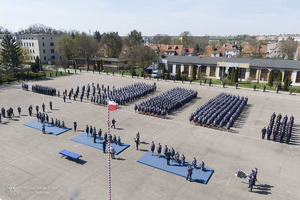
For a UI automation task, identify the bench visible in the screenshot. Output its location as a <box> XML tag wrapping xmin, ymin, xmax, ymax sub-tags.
<box><xmin>59</xmin><ymin>149</ymin><xmax>82</xmax><ymax>162</ymax></box>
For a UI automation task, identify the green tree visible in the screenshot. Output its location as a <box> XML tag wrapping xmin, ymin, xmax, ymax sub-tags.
<box><xmin>194</xmin><ymin>44</ymin><xmax>200</xmax><ymax>56</ymax></box>
<box><xmin>94</xmin><ymin>30</ymin><xmax>101</xmax><ymax>43</ymax></box>
<box><xmin>127</xmin><ymin>45</ymin><xmax>157</xmax><ymax>74</ymax></box>
<box><xmin>175</xmin><ymin>68</ymin><xmax>181</xmax><ymax>80</ymax></box>
<box><xmin>99</xmin><ymin>32</ymin><xmax>123</xmax><ymax>58</ymax></box>
<box><xmin>235</xmin><ymin>67</ymin><xmax>239</xmax><ymax>82</ymax></box>
<box><xmin>283</xmin><ymin>77</ymin><xmax>290</xmax><ymax>91</ymax></box>
<box><xmin>268</xmin><ymin>70</ymin><xmax>274</xmax><ymax>86</ymax></box>
<box><xmin>0</xmin><ymin>34</ymin><xmax>24</xmax><ymax>76</ymax></box>
<box><xmin>280</xmin><ymin>37</ymin><xmax>299</xmax><ymax>60</ymax></box>
<box><xmin>171</xmin><ymin>37</ymin><xmax>182</xmax><ymax>45</ymax></box>
<box><xmin>180</xmin><ymin>31</ymin><xmax>194</xmax><ymax>48</ymax></box>
<box><xmin>162</xmin><ymin>64</ymin><xmax>165</xmax><ymax>79</ymax></box>
<box><xmin>75</xmin><ymin>32</ymin><xmax>98</xmax><ymax>69</ymax></box>
<box><xmin>55</xmin><ymin>35</ymin><xmax>76</xmax><ymax>62</ymax></box>
<box><xmin>192</xmin><ymin>65</ymin><xmax>196</xmax><ymax>80</ymax></box>
<box><xmin>124</xmin><ymin>30</ymin><xmax>143</xmax><ymax>49</ymax></box>
<box><xmin>31</xmin><ymin>56</ymin><xmax>40</xmax><ymax>72</ymax></box>
<box><xmin>231</xmin><ymin>67</ymin><xmax>236</xmax><ymax>83</ymax></box>
<box><xmin>275</xmin><ymin>71</ymin><xmax>282</xmax><ymax>88</ymax></box>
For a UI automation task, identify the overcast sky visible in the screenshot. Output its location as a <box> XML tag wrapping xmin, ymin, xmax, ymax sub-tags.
<box><xmin>0</xmin><ymin>0</ymin><xmax>299</xmax><ymax>36</ymax></box>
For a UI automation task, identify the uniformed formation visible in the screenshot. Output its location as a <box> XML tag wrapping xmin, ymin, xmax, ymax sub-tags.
<box><xmin>135</xmin><ymin>87</ymin><xmax>197</xmax><ymax>117</ymax></box>
<box><xmin>91</xmin><ymin>83</ymin><xmax>156</xmax><ymax>106</ymax></box>
<box><xmin>261</xmin><ymin>113</ymin><xmax>294</xmax><ymax>144</ymax></box>
<box><xmin>189</xmin><ymin>93</ymin><xmax>248</xmax><ymax>131</ymax></box>
<box><xmin>22</xmin><ymin>83</ymin><xmax>28</xmax><ymax>90</ymax></box>
<box><xmin>60</xmin><ymin>82</ymin><xmax>156</xmax><ymax>106</ymax></box>
<box><xmin>32</xmin><ymin>85</ymin><xmax>57</xmax><ymax>96</ymax></box>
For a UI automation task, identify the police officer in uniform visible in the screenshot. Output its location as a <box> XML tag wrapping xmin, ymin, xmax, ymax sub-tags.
<box><xmin>150</xmin><ymin>141</ymin><xmax>155</xmax><ymax>156</ymax></box>
<box><xmin>73</xmin><ymin>121</ymin><xmax>77</xmax><ymax>132</ymax></box>
<box><xmin>261</xmin><ymin>127</ymin><xmax>266</xmax><ymax>139</ymax></box>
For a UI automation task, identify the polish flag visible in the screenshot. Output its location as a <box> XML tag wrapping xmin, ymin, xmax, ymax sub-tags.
<box><xmin>108</xmin><ymin>100</ymin><xmax>118</xmax><ymax>111</ymax></box>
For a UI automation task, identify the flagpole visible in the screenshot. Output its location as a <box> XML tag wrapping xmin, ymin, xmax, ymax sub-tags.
<box><xmin>107</xmin><ymin>103</ymin><xmax>112</xmax><ymax>200</ymax></box>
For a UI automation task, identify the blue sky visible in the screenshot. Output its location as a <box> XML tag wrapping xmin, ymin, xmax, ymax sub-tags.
<box><xmin>0</xmin><ymin>0</ymin><xmax>299</xmax><ymax>36</ymax></box>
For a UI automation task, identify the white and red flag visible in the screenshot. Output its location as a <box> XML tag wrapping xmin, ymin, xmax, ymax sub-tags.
<box><xmin>108</xmin><ymin>100</ymin><xmax>118</xmax><ymax>111</ymax></box>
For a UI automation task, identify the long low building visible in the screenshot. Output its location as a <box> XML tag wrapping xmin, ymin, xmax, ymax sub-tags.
<box><xmin>160</xmin><ymin>56</ymin><xmax>300</xmax><ymax>86</ymax></box>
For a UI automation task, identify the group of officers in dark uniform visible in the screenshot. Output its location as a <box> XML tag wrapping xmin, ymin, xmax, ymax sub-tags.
<box><xmin>1</xmin><ymin>107</ymin><xmax>19</xmax><ymax>122</ymax></box>
<box><xmin>135</xmin><ymin>87</ymin><xmax>197</xmax><ymax>118</ymax></box>
<box><xmin>150</xmin><ymin>141</ymin><xmax>205</xmax><ymax>181</ymax></box>
<box><xmin>60</xmin><ymin>82</ymin><xmax>156</xmax><ymax>107</ymax></box>
<box><xmin>22</xmin><ymin>83</ymin><xmax>28</xmax><ymax>90</ymax></box>
<box><xmin>32</xmin><ymin>85</ymin><xmax>56</xmax><ymax>96</ymax></box>
<box><xmin>189</xmin><ymin>93</ymin><xmax>248</xmax><ymax>131</ymax></box>
<box><xmin>85</xmin><ymin>125</ymin><xmax>122</xmax><ymax>147</ymax></box>
<box><xmin>261</xmin><ymin>112</ymin><xmax>294</xmax><ymax>144</ymax></box>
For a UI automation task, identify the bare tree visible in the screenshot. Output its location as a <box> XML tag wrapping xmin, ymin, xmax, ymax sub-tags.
<box><xmin>280</xmin><ymin>37</ymin><xmax>299</xmax><ymax>60</ymax></box>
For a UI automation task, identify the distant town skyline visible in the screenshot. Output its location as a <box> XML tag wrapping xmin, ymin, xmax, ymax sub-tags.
<box><xmin>0</xmin><ymin>0</ymin><xmax>299</xmax><ymax>36</ymax></box>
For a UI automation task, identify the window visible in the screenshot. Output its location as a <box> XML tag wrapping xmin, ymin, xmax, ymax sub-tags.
<box><xmin>42</xmin><ymin>37</ymin><xmax>44</xmax><ymax>39</ymax></box>
<box><xmin>33</xmin><ymin>56</ymin><xmax>35</xmax><ymax>60</ymax></box>
<box><xmin>26</xmin><ymin>42</ymin><xmax>28</xmax><ymax>46</ymax></box>
<box><xmin>24</xmin><ymin>43</ymin><xmax>25</xmax><ymax>46</ymax></box>
<box><xmin>50</xmin><ymin>42</ymin><xmax>54</xmax><ymax>46</ymax></box>
<box><xmin>33</xmin><ymin>50</ymin><xmax>35</xmax><ymax>53</ymax></box>
<box><xmin>43</xmin><ymin>43</ymin><xmax>45</xmax><ymax>47</ymax></box>
<box><xmin>51</xmin><ymin>49</ymin><xmax>55</xmax><ymax>53</ymax></box>
<box><xmin>51</xmin><ymin>56</ymin><xmax>55</xmax><ymax>59</ymax></box>
<box><xmin>43</xmin><ymin>50</ymin><xmax>45</xmax><ymax>53</ymax></box>
<box><xmin>30</xmin><ymin>49</ymin><xmax>32</xmax><ymax>53</ymax></box>
<box><xmin>29</xmin><ymin>43</ymin><xmax>31</xmax><ymax>46</ymax></box>
<box><xmin>32</xmin><ymin>43</ymin><xmax>34</xmax><ymax>46</ymax></box>
<box><xmin>31</xmin><ymin>56</ymin><xmax>33</xmax><ymax>60</ymax></box>
<box><xmin>44</xmin><ymin>56</ymin><xmax>46</xmax><ymax>61</ymax></box>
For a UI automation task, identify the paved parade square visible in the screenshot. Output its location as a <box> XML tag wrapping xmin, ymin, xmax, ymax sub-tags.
<box><xmin>0</xmin><ymin>71</ymin><xmax>300</xmax><ymax>200</ymax></box>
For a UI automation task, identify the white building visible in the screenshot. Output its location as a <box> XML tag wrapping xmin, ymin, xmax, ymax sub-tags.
<box><xmin>0</xmin><ymin>34</ymin><xmax>60</xmax><ymax>64</ymax></box>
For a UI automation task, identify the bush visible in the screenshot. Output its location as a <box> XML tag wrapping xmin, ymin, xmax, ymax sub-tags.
<box><xmin>268</xmin><ymin>70</ymin><xmax>274</xmax><ymax>86</ymax></box>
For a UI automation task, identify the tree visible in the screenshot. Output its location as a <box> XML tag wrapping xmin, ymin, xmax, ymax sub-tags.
<box><xmin>193</xmin><ymin>36</ymin><xmax>209</xmax><ymax>55</ymax></box>
<box><xmin>192</xmin><ymin>65</ymin><xmax>197</xmax><ymax>80</ymax></box>
<box><xmin>268</xmin><ymin>70</ymin><xmax>274</xmax><ymax>86</ymax></box>
<box><xmin>75</xmin><ymin>32</ymin><xmax>98</xmax><ymax>69</ymax></box>
<box><xmin>0</xmin><ymin>34</ymin><xmax>24</xmax><ymax>76</ymax></box>
<box><xmin>280</xmin><ymin>37</ymin><xmax>299</xmax><ymax>60</ymax></box>
<box><xmin>231</xmin><ymin>67</ymin><xmax>236</xmax><ymax>83</ymax></box>
<box><xmin>126</xmin><ymin>45</ymin><xmax>157</xmax><ymax>73</ymax></box>
<box><xmin>283</xmin><ymin>77</ymin><xmax>290</xmax><ymax>91</ymax></box>
<box><xmin>175</xmin><ymin>68</ymin><xmax>181</xmax><ymax>80</ymax></box>
<box><xmin>235</xmin><ymin>67</ymin><xmax>239</xmax><ymax>82</ymax></box>
<box><xmin>162</xmin><ymin>64</ymin><xmax>166</xmax><ymax>79</ymax></box>
<box><xmin>99</xmin><ymin>32</ymin><xmax>123</xmax><ymax>58</ymax></box>
<box><xmin>171</xmin><ymin>37</ymin><xmax>181</xmax><ymax>45</ymax></box>
<box><xmin>55</xmin><ymin>35</ymin><xmax>76</xmax><ymax>62</ymax></box>
<box><xmin>180</xmin><ymin>31</ymin><xmax>194</xmax><ymax>48</ymax></box>
<box><xmin>31</xmin><ymin>56</ymin><xmax>40</xmax><ymax>72</ymax></box>
<box><xmin>94</xmin><ymin>30</ymin><xmax>101</xmax><ymax>43</ymax></box>
<box><xmin>124</xmin><ymin>30</ymin><xmax>143</xmax><ymax>49</ymax></box>
<box><xmin>194</xmin><ymin>44</ymin><xmax>200</xmax><ymax>56</ymax></box>
<box><xmin>152</xmin><ymin>34</ymin><xmax>171</xmax><ymax>55</ymax></box>
<box><xmin>275</xmin><ymin>71</ymin><xmax>282</xmax><ymax>88</ymax></box>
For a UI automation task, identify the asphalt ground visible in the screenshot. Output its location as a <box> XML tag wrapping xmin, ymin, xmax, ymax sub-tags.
<box><xmin>0</xmin><ymin>70</ymin><xmax>299</xmax><ymax>200</ymax></box>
